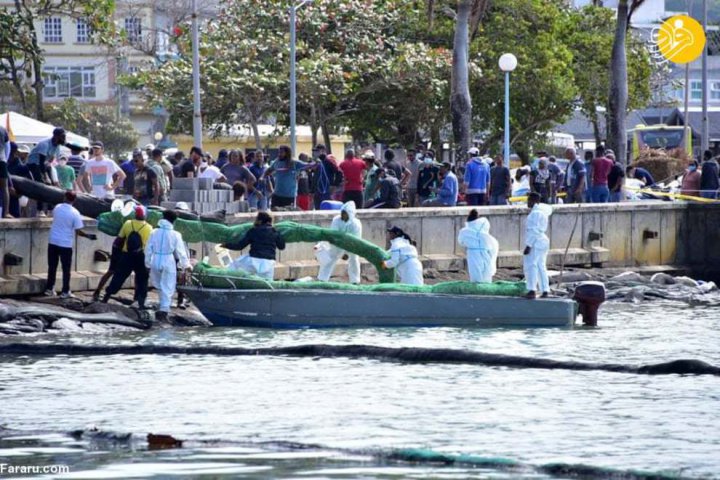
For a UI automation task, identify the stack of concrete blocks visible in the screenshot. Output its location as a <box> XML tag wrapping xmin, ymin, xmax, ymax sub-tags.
<box><xmin>163</xmin><ymin>178</ymin><xmax>247</xmax><ymax>214</ymax></box>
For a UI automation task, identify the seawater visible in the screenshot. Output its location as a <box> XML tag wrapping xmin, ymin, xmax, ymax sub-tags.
<box><xmin>0</xmin><ymin>300</ymin><xmax>718</xmax><ymax>479</ymax></box>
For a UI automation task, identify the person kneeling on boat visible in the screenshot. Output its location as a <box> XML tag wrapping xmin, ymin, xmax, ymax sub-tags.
<box><xmin>457</xmin><ymin>209</ymin><xmax>499</xmax><ymax>283</ymax></box>
<box><xmin>224</xmin><ymin>212</ymin><xmax>286</xmax><ymax>280</ymax></box>
<box><xmin>316</xmin><ymin>201</ymin><xmax>362</xmax><ymax>284</ymax></box>
<box><xmin>382</xmin><ymin>226</ymin><xmax>424</xmax><ymax>285</ymax></box>
<box><xmin>144</xmin><ymin>210</ymin><xmax>191</xmax><ymax>322</ymax></box>
<box><xmin>523</xmin><ymin>192</ymin><xmax>553</xmax><ymax>299</ymax></box>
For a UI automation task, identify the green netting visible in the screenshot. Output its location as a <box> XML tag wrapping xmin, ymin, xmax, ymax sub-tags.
<box><xmin>192</xmin><ymin>262</ymin><xmax>527</xmax><ymax>297</ymax></box>
<box><xmin>97</xmin><ymin>214</ymin><xmax>394</xmax><ymax>283</ymax></box>
<box><xmin>97</xmin><ymin>210</ymin><xmax>164</xmax><ymax>236</ymax></box>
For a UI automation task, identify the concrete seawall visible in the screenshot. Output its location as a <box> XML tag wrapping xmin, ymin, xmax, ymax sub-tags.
<box><xmin>1</xmin><ymin>201</ymin><xmax>719</xmax><ymax>295</ymax></box>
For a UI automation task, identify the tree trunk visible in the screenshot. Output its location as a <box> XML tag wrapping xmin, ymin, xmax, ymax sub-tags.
<box><xmin>591</xmin><ymin>113</ymin><xmax>601</xmax><ymax>145</ymax></box>
<box><xmin>250</xmin><ymin>113</ymin><xmax>262</xmax><ymax>151</ymax></box>
<box><xmin>9</xmin><ymin>57</ymin><xmax>28</xmax><ymax>113</ymax></box>
<box><xmin>322</xmin><ymin>121</ymin><xmax>332</xmax><ymax>154</ymax></box>
<box><xmin>607</xmin><ymin>0</ymin><xmax>629</xmax><ymax>164</ymax></box>
<box><xmin>310</xmin><ymin>104</ymin><xmax>319</xmax><ymax>149</ymax></box>
<box><xmin>450</xmin><ymin>0</ymin><xmax>472</xmax><ymax>164</ymax></box>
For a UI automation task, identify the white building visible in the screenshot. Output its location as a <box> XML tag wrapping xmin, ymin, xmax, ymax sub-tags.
<box><xmin>0</xmin><ymin>1</ymin><xmax>217</xmax><ymax>146</ymax></box>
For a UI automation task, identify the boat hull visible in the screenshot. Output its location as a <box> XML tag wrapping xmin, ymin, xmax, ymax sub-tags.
<box><xmin>179</xmin><ymin>287</ymin><xmax>578</xmax><ymax>329</ymax></box>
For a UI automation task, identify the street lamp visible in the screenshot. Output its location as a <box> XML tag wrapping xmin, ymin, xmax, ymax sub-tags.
<box><xmin>499</xmin><ymin>53</ymin><xmax>517</xmax><ymax>165</ymax></box>
<box><xmin>290</xmin><ymin>0</ymin><xmax>313</xmax><ymax>158</ymax></box>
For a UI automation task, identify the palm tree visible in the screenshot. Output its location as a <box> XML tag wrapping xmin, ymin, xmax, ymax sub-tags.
<box><xmin>428</xmin><ymin>0</ymin><xmax>490</xmax><ymax>161</ymax></box>
<box><xmin>607</xmin><ymin>0</ymin><xmax>646</xmax><ymax>164</ymax></box>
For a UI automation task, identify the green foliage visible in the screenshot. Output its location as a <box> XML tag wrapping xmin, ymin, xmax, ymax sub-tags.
<box><xmin>45</xmin><ymin>99</ymin><xmax>139</xmax><ymax>159</ymax></box>
<box><xmin>566</xmin><ymin>6</ymin><xmax>652</xmax><ymax>142</ymax></box>
<box><xmin>471</xmin><ymin>0</ymin><xmax>577</xmax><ymax>155</ymax></box>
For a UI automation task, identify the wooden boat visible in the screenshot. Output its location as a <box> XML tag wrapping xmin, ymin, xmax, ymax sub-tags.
<box><xmin>178</xmin><ymin>286</ymin><xmax>586</xmax><ymax>329</ymax></box>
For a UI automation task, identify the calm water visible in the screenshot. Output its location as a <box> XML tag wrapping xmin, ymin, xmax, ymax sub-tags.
<box><xmin>0</xmin><ymin>300</ymin><xmax>718</xmax><ymax>479</ymax></box>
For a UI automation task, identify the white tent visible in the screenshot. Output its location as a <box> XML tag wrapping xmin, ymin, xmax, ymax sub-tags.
<box><xmin>1</xmin><ymin>111</ymin><xmax>90</xmax><ymax>148</ymax></box>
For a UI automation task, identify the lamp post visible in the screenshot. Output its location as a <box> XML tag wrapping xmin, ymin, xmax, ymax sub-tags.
<box><xmin>290</xmin><ymin>0</ymin><xmax>313</xmax><ymax>158</ymax></box>
<box><xmin>499</xmin><ymin>53</ymin><xmax>517</xmax><ymax>165</ymax></box>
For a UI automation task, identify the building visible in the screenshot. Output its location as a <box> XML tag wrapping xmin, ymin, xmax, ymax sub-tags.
<box><xmin>0</xmin><ymin>0</ymin><xmax>217</xmax><ymax>146</ymax></box>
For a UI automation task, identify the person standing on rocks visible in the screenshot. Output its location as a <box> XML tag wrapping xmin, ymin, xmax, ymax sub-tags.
<box><xmin>102</xmin><ymin>206</ymin><xmax>153</xmax><ymax>308</ymax></box>
<box><xmin>45</xmin><ymin>191</ymin><xmax>96</xmax><ymax>298</ymax></box>
<box><xmin>144</xmin><ymin>210</ymin><xmax>191</xmax><ymax>321</ymax></box>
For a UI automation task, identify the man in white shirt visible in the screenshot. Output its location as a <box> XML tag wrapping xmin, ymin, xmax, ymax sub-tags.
<box><xmin>199</xmin><ymin>162</ymin><xmax>227</xmax><ymax>183</ymax></box>
<box><xmin>83</xmin><ymin>141</ymin><xmax>126</xmax><ymax>199</ymax></box>
<box><xmin>45</xmin><ymin>190</ymin><xmax>96</xmax><ymax>298</ymax></box>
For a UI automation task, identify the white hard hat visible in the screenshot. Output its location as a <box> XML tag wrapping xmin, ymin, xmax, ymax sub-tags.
<box><xmin>175</xmin><ymin>201</ymin><xmax>190</xmax><ymax>211</ymax></box>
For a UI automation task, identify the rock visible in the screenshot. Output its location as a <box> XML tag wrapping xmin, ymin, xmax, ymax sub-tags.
<box><xmin>650</xmin><ymin>273</ymin><xmax>676</xmax><ymax>285</ymax></box>
<box><xmin>674</xmin><ymin>276</ymin><xmax>699</xmax><ymax>288</ymax></box>
<box><xmin>611</xmin><ymin>271</ymin><xmax>645</xmax><ymax>282</ymax></box>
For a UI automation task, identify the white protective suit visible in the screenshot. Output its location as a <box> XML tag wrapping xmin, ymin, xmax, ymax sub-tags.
<box><xmin>523</xmin><ymin>203</ymin><xmax>553</xmax><ymax>294</ymax></box>
<box><xmin>457</xmin><ymin>217</ymin><xmax>499</xmax><ymax>283</ymax></box>
<box><xmin>144</xmin><ymin>219</ymin><xmax>190</xmax><ymax>313</ymax></box>
<box><xmin>384</xmin><ymin>237</ymin><xmax>424</xmax><ymax>285</ymax></box>
<box><xmin>316</xmin><ymin>202</ymin><xmax>362</xmax><ymax>284</ymax></box>
<box><xmin>229</xmin><ymin>255</ymin><xmax>275</xmax><ymax>280</ymax></box>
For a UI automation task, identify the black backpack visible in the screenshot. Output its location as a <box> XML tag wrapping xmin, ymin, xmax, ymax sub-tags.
<box><xmin>125</xmin><ymin>223</ymin><xmax>147</xmax><ymax>253</ymax></box>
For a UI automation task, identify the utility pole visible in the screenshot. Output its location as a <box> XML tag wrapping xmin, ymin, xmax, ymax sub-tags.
<box><xmin>191</xmin><ymin>0</ymin><xmax>203</xmax><ymax>148</ymax></box>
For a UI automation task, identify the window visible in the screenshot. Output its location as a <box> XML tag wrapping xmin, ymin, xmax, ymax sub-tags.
<box><xmin>76</xmin><ymin>18</ymin><xmax>91</xmax><ymax>43</ymax></box>
<box><xmin>43</xmin><ymin>17</ymin><xmax>63</xmax><ymax>43</ymax></box>
<box><xmin>711</xmin><ymin>81</ymin><xmax>720</xmax><ymax>101</ymax></box>
<box><xmin>125</xmin><ymin>17</ymin><xmax>142</xmax><ymax>43</ymax></box>
<box><xmin>690</xmin><ymin>80</ymin><xmax>703</xmax><ymax>101</ymax></box>
<box><xmin>43</xmin><ymin>67</ymin><xmax>96</xmax><ymax>98</ymax></box>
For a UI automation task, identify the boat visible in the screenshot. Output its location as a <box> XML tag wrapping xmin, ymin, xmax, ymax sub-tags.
<box><xmin>178</xmin><ymin>286</ymin><xmax>582</xmax><ymax>328</ymax></box>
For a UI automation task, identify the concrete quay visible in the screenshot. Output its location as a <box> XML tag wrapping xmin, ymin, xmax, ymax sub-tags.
<box><xmin>0</xmin><ymin>201</ymin><xmax>718</xmax><ymax>295</ymax></box>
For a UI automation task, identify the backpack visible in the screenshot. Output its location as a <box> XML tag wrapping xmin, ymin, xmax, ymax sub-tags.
<box><xmin>125</xmin><ymin>223</ymin><xmax>147</xmax><ymax>253</ymax></box>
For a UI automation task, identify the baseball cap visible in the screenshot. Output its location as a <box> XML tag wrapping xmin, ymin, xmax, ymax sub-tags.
<box><xmin>468</xmin><ymin>147</ymin><xmax>480</xmax><ymax>156</ymax></box>
<box><xmin>361</xmin><ymin>151</ymin><xmax>375</xmax><ymax>160</ymax></box>
<box><xmin>134</xmin><ymin>205</ymin><xmax>146</xmax><ymax>220</ymax></box>
<box><xmin>17</xmin><ymin>145</ymin><xmax>30</xmax><ymax>154</ymax></box>
<box><xmin>144</xmin><ymin>143</ymin><xmax>155</xmax><ymax>151</ymax></box>
<box><xmin>175</xmin><ymin>201</ymin><xmax>190</xmax><ymax>211</ymax></box>
<box><xmin>91</xmin><ymin>141</ymin><xmax>104</xmax><ymax>149</ymax></box>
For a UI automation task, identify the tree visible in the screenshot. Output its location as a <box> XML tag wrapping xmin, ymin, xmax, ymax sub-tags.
<box><xmin>607</xmin><ymin>0</ymin><xmax>646</xmax><ymax>163</ymax></box>
<box><xmin>46</xmin><ymin>99</ymin><xmax>139</xmax><ymax>160</ymax></box>
<box><xmin>567</xmin><ymin>6</ymin><xmax>652</xmax><ymax>144</ymax></box>
<box><xmin>427</xmin><ymin>0</ymin><xmax>490</xmax><ymax>161</ymax></box>
<box><xmin>470</xmin><ymin>0</ymin><xmax>577</xmax><ymax>159</ymax></box>
<box><xmin>0</xmin><ymin>1</ymin><xmax>116</xmax><ymax>120</ymax></box>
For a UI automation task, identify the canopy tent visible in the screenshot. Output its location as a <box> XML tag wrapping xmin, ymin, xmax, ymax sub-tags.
<box><xmin>1</xmin><ymin>111</ymin><xmax>90</xmax><ymax>148</ymax></box>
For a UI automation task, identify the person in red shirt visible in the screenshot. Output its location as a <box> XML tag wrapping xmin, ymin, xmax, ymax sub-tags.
<box><xmin>590</xmin><ymin>145</ymin><xmax>613</xmax><ymax>203</ymax></box>
<box><xmin>340</xmin><ymin>149</ymin><xmax>371</xmax><ymax>209</ymax></box>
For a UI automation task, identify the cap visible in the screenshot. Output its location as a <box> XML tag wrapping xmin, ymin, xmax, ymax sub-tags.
<box><xmin>17</xmin><ymin>145</ymin><xmax>30</xmax><ymax>154</ymax></box>
<box><xmin>58</xmin><ymin>154</ymin><xmax>69</xmax><ymax>161</ymax></box>
<box><xmin>361</xmin><ymin>151</ymin><xmax>375</xmax><ymax>160</ymax></box>
<box><xmin>132</xmin><ymin>148</ymin><xmax>143</xmax><ymax>156</ymax></box>
<box><xmin>91</xmin><ymin>141</ymin><xmax>104</xmax><ymax>149</ymax></box>
<box><xmin>144</xmin><ymin>143</ymin><xmax>155</xmax><ymax>151</ymax></box>
<box><xmin>134</xmin><ymin>205</ymin><xmax>146</xmax><ymax>220</ymax></box>
<box><xmin>387</xmin><ymin>226</ymin><xmax>405</xmax><ymax>236</ymax></box>
<box><xmin>468</xmin><ymin>147</ymin><xmax>480</xmax><ymax>156</ymax></box>
<box><xmin>52</xmin><ymin>127</ymin><xmax>66</xmax><ymax>136</ymax></box>
<box><xmin>175</xmin><ymin>201</ymin><xmax>190</xmax><ymax>211</ymax></box>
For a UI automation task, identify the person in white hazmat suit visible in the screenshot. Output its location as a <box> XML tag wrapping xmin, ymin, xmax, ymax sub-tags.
<box><xmin>523</xmin><ymin>192</ymin><xmax>553</xmax><ymax>299</ymax></box>
<box><xmin>316</xmin><ymin>201</ymin><xmax>362</xmax><ymax>284</ymax></box>
<box><xmin>457</xmin><ymin>209</ymin><xmax>499</xmax><ymax>283</ymax></box>
<box><xmin>144</xmin><ymin>210</ymin><xmax>191</xmax><ymax>321</ymax></box>
<box><xmin>382</xmin><ymin>226</ymin><xmax>424</xmax><ymax>285</ymax></box>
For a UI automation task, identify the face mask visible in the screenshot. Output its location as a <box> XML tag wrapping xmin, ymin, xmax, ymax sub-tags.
<box><xmin>424</xmin><ymin>158</ymin><xmax>432</xmax><ymax>165</ymax></box>
<box><xmin>689</xmin><ymin>166</ymin><xmax>697</xmax><ymax>172</ymax></box>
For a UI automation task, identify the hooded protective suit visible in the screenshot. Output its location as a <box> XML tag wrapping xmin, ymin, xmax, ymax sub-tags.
<box><xmin>457</xmin><ymin>217</ymin><xmax>499</xmax><ymax>283</ymax></box>
<box><xmin>523</xmin><ymin>203</ymin><xmax>553</xmax><ymax>294</ymax></box>
<box><xmin>316</xmin><ymin>201</ymin><xmax>362</xmax><ymax>284</ymax></box>
<box><xmin>384</xmin><ymin>237</ymin><xmax>424</xmax><ymax>285</ymax></box>
<box><xmin>144</xmin><ymin>219</ymin><xmax>190</xmax><ymax>313</ymax></box>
